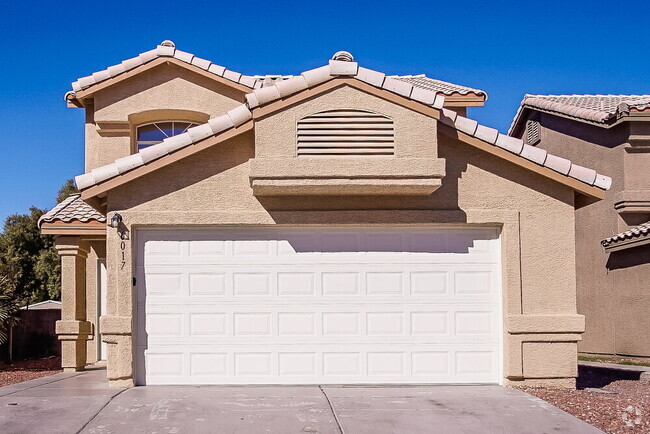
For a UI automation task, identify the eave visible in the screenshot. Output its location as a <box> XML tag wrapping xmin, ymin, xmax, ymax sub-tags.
<box><xmin>40</xmin><ymin>220</ymin><xmax>106</xmax><ymax>237</ymax></box>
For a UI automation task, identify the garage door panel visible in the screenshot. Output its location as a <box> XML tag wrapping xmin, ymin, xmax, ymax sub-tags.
<box><xmin>141</xmin><ymin>265</ymin><xmax>498</xmax><ymax>299</ymax></box>
<box><xmin>138</xmin><ymin>227</ymin><xmax>501</xmax><ymax>385</ymax></box>
<box><xmin>142</xmin><ymin>344</ymin><xmax>500</xmax><ymax>385</ymax></box>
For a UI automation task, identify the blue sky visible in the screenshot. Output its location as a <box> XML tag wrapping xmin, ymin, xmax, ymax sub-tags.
<box><xmin>1</xmin><ymin>0</ymin><xmax>648</xmax><ymax>225</ymax></box>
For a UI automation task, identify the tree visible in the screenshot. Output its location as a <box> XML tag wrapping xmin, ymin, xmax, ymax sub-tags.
<box><xmin>0</xmin><ymin>180</ymin><xmax>78</xmax><ymax>306</ymax></box>
<box><xmin>56</xmin><ymin>179</ymin><xmax>79</xmax><ymax>203</ymax></box>
<box><xmin>0</xmin><ymin>207</ymin><xmax>56</xmax><ymax>304</ymax></box>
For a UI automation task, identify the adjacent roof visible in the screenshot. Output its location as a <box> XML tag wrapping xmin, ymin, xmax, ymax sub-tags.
<box><xmin>66</xmin><ymin>41</ymin><xmax>486</xmax><ymax>103</ymax></box>
<box><xmin>602</xmin><ymin>221</ymin><xmax>650</xmax><ymax>251</ymax></box>
<box><xmin>73</xmin><ymin>50</ymin><xmax>612</xmax><ymax>200</ymax></box>
<box><xmin>392</xmin><ymin>75</ymin><xmax>486</xmax><ymax>98</ymax></box>
<box><xmin>37</xmin><ymin>194</ymin><xmax>106</xmax><ymax>228</ymax></box>
<box><xmin>509</xmin><ymin>94</ymin><xmax>650</xmax><ymax>134</ymax></box>
<box><xmin>20</xmin><ymin>300</ymin><xmax>62</xmax><ymax>310</ymax></box>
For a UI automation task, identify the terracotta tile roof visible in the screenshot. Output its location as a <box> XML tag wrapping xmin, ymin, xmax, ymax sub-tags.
<box><xmin>66</xmin><ymin>41</ymin><xmax>486</xmax><ymax>102</ymax></box>
<box><xmin>66</xmin><ymin>40</ymin><xmax>257</xmax><ymax>100</ymax></box>
<box><xmin>37</xmin><ymin>194</ymin><xmax>106</xmax><ymax>227</ymax></box>
<box><xmin>251</xmin><ymin>74</ymin><xmax>487</xmax><ymax>99</ymax></box>
<box><xmin>509</xmin><ymin>94</ymin><xmax>650</xmax><ymax>134</ymax></box>
<box><xmin>391</xmin><ymin>75</ymin><xmax>486</xmax><ymax>98</ymax></box>
<box><xmin>601</xmin><ymin>221</ymin><xmax>650</xmax><ymax>251</ymax></box>
<box><xmin>74</xmin><ymin>50</ymin><xmax>612</xmax><ymax>195</ymax></box>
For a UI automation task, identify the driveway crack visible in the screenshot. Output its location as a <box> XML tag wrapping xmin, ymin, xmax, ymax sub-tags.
<box><xmin>319</xmin><ymin>386</ymin><xmax>344</xmax><ymax>434</ymax></box>
<box><xmin>76</xmin><ymin>387</ymin><xmax>127</xmax><ymax>434</ymax></box>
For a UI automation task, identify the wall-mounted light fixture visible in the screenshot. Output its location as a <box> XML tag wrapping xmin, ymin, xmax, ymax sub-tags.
<box><xmin>109</xmin><ymin>213</ymin><xmax>123</xmax><ymax>228</ymax></box>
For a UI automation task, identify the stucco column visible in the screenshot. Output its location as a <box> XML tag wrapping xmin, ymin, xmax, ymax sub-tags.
<box><xmin>55</xmin><ymin>236</ymin><xmax>92</xmax><ymax>372</ymax></box>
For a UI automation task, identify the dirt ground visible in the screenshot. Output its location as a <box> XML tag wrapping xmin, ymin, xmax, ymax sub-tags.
<box><xmin>0</xmin><ymin>356</ymin><xmax>61</xmax><ymax>387</ymax></box>
<box><xmin>519</xmin><ymin>365</ymin><xmax>649</xmax><ymax>434</ymax></box>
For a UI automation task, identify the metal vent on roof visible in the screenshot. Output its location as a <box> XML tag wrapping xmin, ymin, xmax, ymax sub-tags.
<box><xmin>525</xmin><ymin>120</ymin><xmax>541</xmax><ymax>145</ymax></box>
<box><xmin>297</xmin><ymin>109</ymin><xmax>395</xmax><ymax>156</ymax></box>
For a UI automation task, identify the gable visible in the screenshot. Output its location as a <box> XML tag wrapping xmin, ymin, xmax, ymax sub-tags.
<box><xmin>255</xmin><ymin>84</ymin><xmax>437</xmax><ymax>159</ymax></box>
<box><xmin>93</xmin><ymin>62</ymin><xmax>245</xmax><ymax>123</ymax></box>
<box><xmin>76</xmin><ymin>56</ymin><xmax>611</xmax><ymax>207</ymax></box>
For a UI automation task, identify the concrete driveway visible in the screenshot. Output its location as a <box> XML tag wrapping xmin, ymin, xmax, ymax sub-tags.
<box><xmin>0</xmin><ymin>367</ymin><xmax>601</xmax><ymax>433</ymax></box>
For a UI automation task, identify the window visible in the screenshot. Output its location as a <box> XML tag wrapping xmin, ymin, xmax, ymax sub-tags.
<box><xmin>136</xmin><ymin>121</ymin><xmax>198</xmax><ymax>151</ymax></box>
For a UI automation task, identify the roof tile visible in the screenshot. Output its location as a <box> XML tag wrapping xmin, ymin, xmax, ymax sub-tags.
<box><xmin>544</xmin><ymin>154</ymin><xmax>572</xmax><ymax>175</ymax></box>
<box><xmin>474</xmin><ymin>125</ymin><xmax>499</xmax><ymax>144</ymax></box>
<box><xmin>329</xmin><ymin>59</ymin><xmax>358</xmax><ymax>76</ymax></box>
<box><xmin>495</xmin><ymin>134</ymin><xmax>524</xmax><ymax>154</ymax></box>
<box><xmin>208</xmin><ymin>114</ymin><xmax>234</xmax><ymax>134</ymax></box>
<box><xmin>454</xmin><ymin>116</ymin><xmax>478</xmax><ymax>136</ymax></box>
<box><xmin>301</xmin><ymin>65</ymin><xmax>332</xmax><ymax>87</ymax></box>
<box><xmin>38</xmin><ymin>195</ymin><xmax>106</xmax><ymax>227</ymax></box>
<box><xmin>509</xmin><ymin>94</ymin><xmax>650</xmax><ymax>134</ymax></box>
<box><xmin>208</xmin><ymin>63</ymin><xmax>226</xmax><ymax>76</ymax></box>
<box><xmin>382</xmin><ymin>77</ymin><xmax>413</xmax><ymax>98</ymax></box>
<box><xmin>73</xmin><ymin>51</ymin><xmax>611</xmax><ymax>197</ymax></box>
<box><xmin>173</xmin><ymin>49</ymin><xmax>194</xmax><ymax>64</ymax></box>
<box><xmin>602</xmin><ymin>221</ymin><xmax>650</xmax><ymax>249</ymax></box>
<box><xmin>568</xmin><ymin>164</ymin><xmax>597</xmax><ymax>185</ymax></box>
<box><xmin>156</xmin><ymin>44</ymin><xmax>175</xmax><ymax>57</ymax></box>
<box><xmin>138</xmin><ymin>49</ymin><xmax>157</xmax><ymax>63</ymax></box>
<box><xmin>116</xmin><ymin>153</ymin><xmax>144</xmax><ymax>174</ymax></box>
<box><xmin>356</xmin><ymin>67</ymin><xmax>385</xmax><ymax>88</ymax></box>
<box><xmin>519</xmin><ymin>144</ymin><xmax>547</xmax><ymax>165</ymax></box>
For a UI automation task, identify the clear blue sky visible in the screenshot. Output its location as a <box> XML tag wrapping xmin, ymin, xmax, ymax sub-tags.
<box><xmin>1</xmin><ymin>0</ymin><xmax>648</xmax><ymax>225</ymax></box>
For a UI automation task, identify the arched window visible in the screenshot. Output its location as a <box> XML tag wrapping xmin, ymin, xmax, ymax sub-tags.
<box><xmin>136</xmin><ymin>121</ymin><xmax>198</xmax><ymax>151</ymax></box>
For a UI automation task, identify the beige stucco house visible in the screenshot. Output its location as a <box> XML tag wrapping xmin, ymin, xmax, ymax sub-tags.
<box><xmin>510</xmin><ymin>95</ymin><xmax>650</xmax><ymax>358</ymax></box>
<box><xmin>39</xmin><ymin>41</ymin><xmax>612</xmax><ymax>388</ymax></box>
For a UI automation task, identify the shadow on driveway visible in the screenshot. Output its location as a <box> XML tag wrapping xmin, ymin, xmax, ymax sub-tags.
<box><xmin>0</xmin><ymin>368</ymin><xmax>601</xmax><ymax>433</ymax></box>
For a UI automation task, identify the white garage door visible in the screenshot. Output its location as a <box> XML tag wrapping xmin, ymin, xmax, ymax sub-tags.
<box><xmin>136</xmin><ymin>226</ymin><xmax>501</xmax><ymax>385</ymax></box>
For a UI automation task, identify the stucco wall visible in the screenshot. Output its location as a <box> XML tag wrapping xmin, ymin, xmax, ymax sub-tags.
<box><xmin>255</xmin><ymin>85</ymin><xmax>438</xmax><ymax>159</ymax></box>
<box><xmin>97</xmin><ymin>91</ymin><xmax>580</xmax><ymax>386</ymax></box>
<box><xmin>520</xmin><ymin>113</ymin><xmax>650</xmax><ymax>358</ymax></box>
<box><xmin>85</xmin><ymin>63</ymin><xmax>244</xmax><ymax>172</ymax></box>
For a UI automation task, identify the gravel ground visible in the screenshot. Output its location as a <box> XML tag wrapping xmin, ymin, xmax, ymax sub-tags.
<box><xmin>0</xmin><ymin>356</ymin><xmax>61</xmax><ymax>387</ymax></box>
<box><xmin>518</xmin><ymin>366</ymin><xmax>649</xmax><ymax>433</ymax></box>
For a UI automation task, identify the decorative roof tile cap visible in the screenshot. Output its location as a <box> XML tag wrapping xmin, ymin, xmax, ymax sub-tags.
<box><xmin>160</xmin><ymin>40</ymin><xmax>175</xmax><ymax>47</ymax></box>
<box><xmin>332</xmin><ymin>51</ymin><xmax>354</xmax><ymax>62</ymax></box>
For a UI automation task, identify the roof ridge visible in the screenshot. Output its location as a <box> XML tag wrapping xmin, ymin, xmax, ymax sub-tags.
<box><xmin>74</xmin><ymin>52</ymin><xmax>611</xmax><ymax>195</ymax></box>
<box><xmin>66</xmin><ymin>40</ymin><xmax>257</xmax><ymax>100</ymax></box>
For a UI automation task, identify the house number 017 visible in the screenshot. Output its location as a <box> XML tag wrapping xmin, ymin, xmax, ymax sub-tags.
<box><xmin>120</xmin><ymin>241</ymin><xmax>126</xmax><ymax>270</ymax></box>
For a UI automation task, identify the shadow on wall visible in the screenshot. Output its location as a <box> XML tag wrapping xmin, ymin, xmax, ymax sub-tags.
<box><xmin>606</xmin><ymin>244</ymin><xmax>650</xmax><ymax>270</ymax></box>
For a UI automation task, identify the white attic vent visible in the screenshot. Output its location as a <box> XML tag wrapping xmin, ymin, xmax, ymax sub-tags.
<box><xmin>297</xmin><ymin>109</ymin><xmax>395</xmax><ymax>156</ymax></box>
<box><xmin>525</xmin><ymin>120</ymin><xmax>541</xmax><ymax>145</ymax></box>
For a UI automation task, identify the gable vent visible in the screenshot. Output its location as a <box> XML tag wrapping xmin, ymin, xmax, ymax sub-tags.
<box><xmin>297</xmin><ymin>109</ymin><xmax>394</xmax><ymax>156</ymax></box>
<box><xmin>525</xmin><ymin>120</ymin><xmax>541</xmax><ymax>145</ymax></box>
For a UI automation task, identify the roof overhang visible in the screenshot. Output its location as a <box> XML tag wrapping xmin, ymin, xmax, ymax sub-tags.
<box><xmin>442</xmin><ymin>92</ymin><xmax>485</xmax><ymax>107</ymax></box>
<box><xmin>40</xmin><ymin>220</ymin><xmax>106</xmax><ymax>237</ymax></box>
<box><xmin>603</xmin><ymin>236</ymin><xmax>650</xmax><ymax>252</ymax></box>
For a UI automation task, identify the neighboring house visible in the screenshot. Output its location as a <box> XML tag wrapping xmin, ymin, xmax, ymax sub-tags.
<box><xmin>510</xmin><ymin>94</ymin><xmax>650</xmax><ymax>358</ymax></box>
<box><xmin>5</xmin><ymin>300</ymin><xmax>62</xmax><ymax>361</ymax></box>
<box><xmin>38</xmin><ymin>41</ymin><xmax>611</xmax><ymax>388</ymax></box>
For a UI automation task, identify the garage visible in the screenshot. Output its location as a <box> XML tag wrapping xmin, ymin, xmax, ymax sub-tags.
<box><xmin>135</xmin><ymin>226</ymin><xmax>502</xmax><ymax>385</ymax></box>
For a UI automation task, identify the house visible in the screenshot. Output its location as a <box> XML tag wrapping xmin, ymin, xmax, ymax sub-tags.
<box><xmin>5</xmin><ymin>301</ymin><xmax>62</xmax><ymax>361</ymax></box>
<box><xmin>510</xmin><ymin>94</ymin><xmax>650</xmax><ymax>359</ymax></box>
<box><xmin>38</xmin><ymin>41</ymin><xmax>611</xmax><ymax>388</ymax></box>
